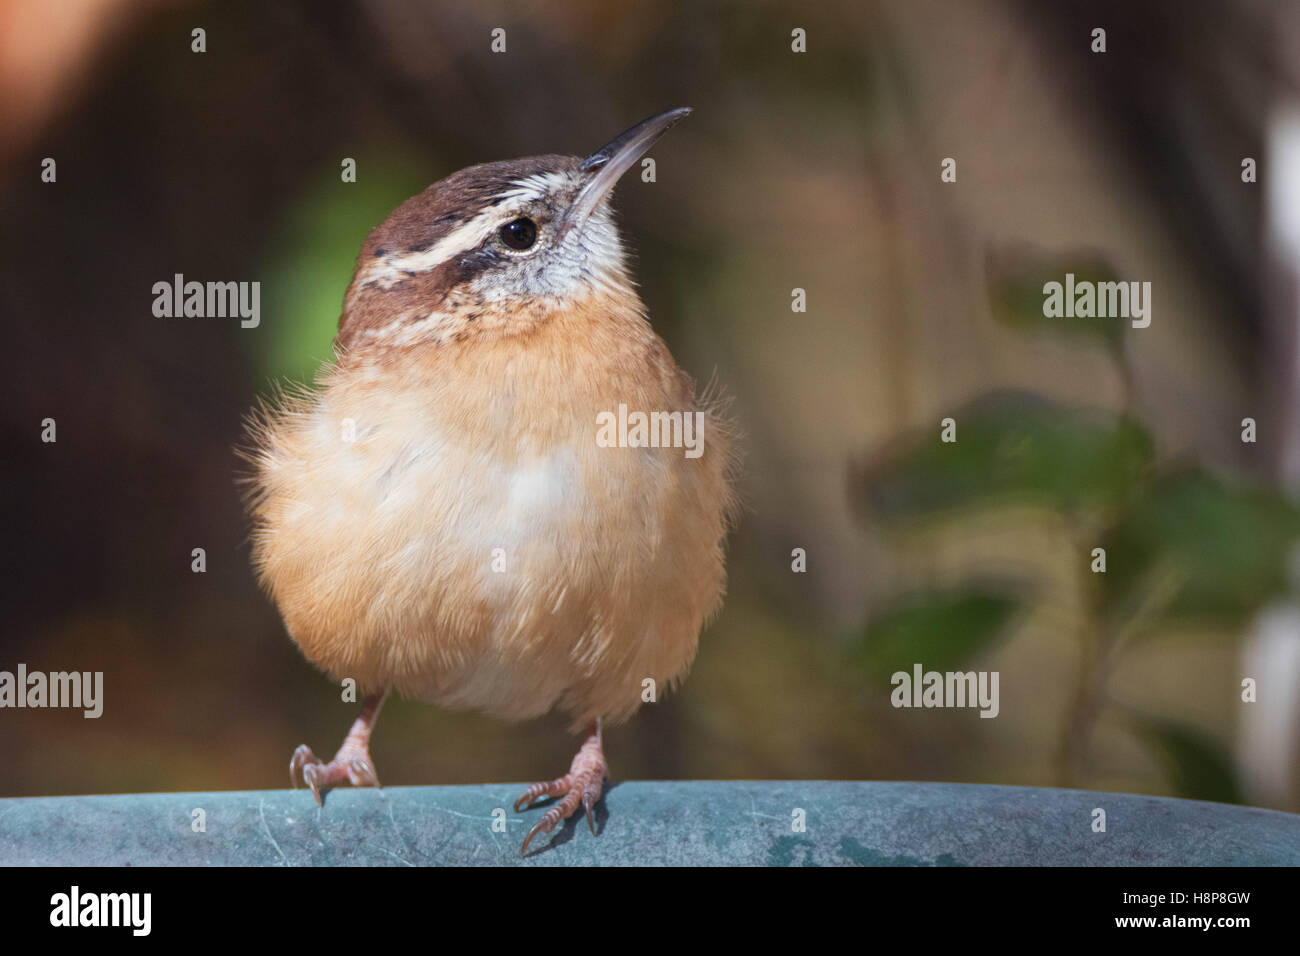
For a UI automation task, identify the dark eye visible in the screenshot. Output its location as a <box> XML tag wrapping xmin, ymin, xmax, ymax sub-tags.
<box><xmin>498</xmin><ymin>217</ymin><xmax>538</xmax><ymax>251</ymax></box>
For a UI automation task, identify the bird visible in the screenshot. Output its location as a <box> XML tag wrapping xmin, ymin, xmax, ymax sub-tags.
<box><xmin>243</xmin><ymin>108</ymin><xmax>736</xmax><ymax>855</ymax></box>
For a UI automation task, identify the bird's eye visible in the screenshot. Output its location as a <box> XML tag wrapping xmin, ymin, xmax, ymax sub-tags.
<box><xmin>498</xmin><ymin>217</ymin><xmax>538</xmax><ymax>251</ymax></box>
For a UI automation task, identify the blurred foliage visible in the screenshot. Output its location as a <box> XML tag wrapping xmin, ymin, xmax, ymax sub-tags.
<box><xmin>855</xmin><ymin>588</ymin><xmax>1021</xmax><ymax>683</ymax></box>
<box><xmin>850</xmin><ymin>249</ymin><xmax>1300</xmax><ymax>803</ymax></box>
<box><xmin>857</xmin><ymin>391</ymin><xmax>1154</xmax><ymax>521</ymax></box>
<box><xmin>985</xmin><ymin>246</ymin><xmax>1127</xmax><ymax>358</ymax></box>
<box><xmin>1103</xmin><ymin>469</ymin><xmax>1300</xmax><ymax>634</ymax></box>
<box><xmin>1127</xmin><ymin>713</ymin><xmax>1242</xmax><ymax>804</ymax></box>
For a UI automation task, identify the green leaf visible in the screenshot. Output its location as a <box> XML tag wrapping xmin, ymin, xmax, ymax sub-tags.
<box><xmin>251</xmin><ymin>155</ymin><xmax>432</xmax><ymax>385</ymax></box>
<box><xmin>1128</xmin><ymin>714</ymin><xmax>1241</xmax><ymax>804</ymax></box>
<box><xmin>856</xmin><ymin>588</ymin><xmax>1021</xmax><ymax>683</ymax></box>
<box><xmin>1102</xmin><ymin>468</ymin><xmax>1300</xmax><ymax>630</ymax></box>
<box><xmin>985</xmin><ymin>246</ymin><xmax>1127</xmax><ymax>357</ymax></box>
<box><xmin>854</xmin><ymin>391</ymin><xmax>1155</xmax><ymax>523</ymax></box>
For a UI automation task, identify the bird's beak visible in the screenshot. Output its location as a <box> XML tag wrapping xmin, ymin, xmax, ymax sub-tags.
<box><xmin>560</xmin><ymin>107</ymin><xmax>692</xmax><ymax>238</ymax></box>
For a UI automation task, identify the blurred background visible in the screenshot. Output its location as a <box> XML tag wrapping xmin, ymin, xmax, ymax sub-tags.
<box><xmin>4</xmin><ymin>0</ymin><xmax>1300</xmax><ymax>812</ymax></box>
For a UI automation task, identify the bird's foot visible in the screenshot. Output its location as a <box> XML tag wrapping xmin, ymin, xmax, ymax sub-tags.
<box><xmin>289</xmin><ymin>741</ymin><xmax>381</xmax><ymax>806</ymax></box>
<box><xmin>514</xmin><ymin>722</ymin><xmax>606</xmax><ymax>855</ymax></box>
<box><xmin>289</xmin><ymin>691</ymin><xmax>388</xmax><ymax>806</ymax></box>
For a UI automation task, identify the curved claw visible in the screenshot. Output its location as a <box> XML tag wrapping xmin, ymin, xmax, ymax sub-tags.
<box><xmin>583</xmin><ymin>790</ymin><xmax>597</xmax><ymax>835</ymax></box>
<box><xmin>300</xmin><ymin>763</ymin><xmax>327</xmax><ymax>806</ymax></box>
<box><xmin>290</xmin><ymin>744</ymin><xmax>322</xmax><ymax>791</ymax></box>
<box><xmin>348</xmin><ymin>758</ymin><xmax>378</xmax><ymax>787</ymax></box>
<box><xmin>520</xmin><ymin>817</ymin><xmax>550</xmax><ymax>856</ymax></box>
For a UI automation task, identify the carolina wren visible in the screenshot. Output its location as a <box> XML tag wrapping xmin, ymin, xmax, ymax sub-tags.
<box><xmin>245</xmin><ymin>109</ymin><xmax>735</xmax><ymax>854</ymax></box>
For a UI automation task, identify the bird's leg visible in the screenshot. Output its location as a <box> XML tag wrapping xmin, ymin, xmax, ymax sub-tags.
<box><xmin>514</xmin><ymin>719</ymin><xmax>607</xmax><ymax>854</ymax></box>
<box><xmin>289</xmin><ymin>689</ymin><xmax>388</xmax><ymax>805</ymax></box>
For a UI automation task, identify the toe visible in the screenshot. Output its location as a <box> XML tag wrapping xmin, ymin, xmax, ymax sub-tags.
<box><xmin>289</xmin><ymin>745</ymin><xmax>320</xmax><ymax>788</ymax></box>
<box><xmin>346</xmin><ymin>757</ymin><xmax>380</xmax><ymax>789</ymax></box>
<box><xmin>513</xmin><ymin>776</ymin><xmax>567</xmax><ymax>813</ymax></box>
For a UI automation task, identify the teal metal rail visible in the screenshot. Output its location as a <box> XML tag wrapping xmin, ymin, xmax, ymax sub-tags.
<box><xmin>1</xmin><ymin>781</ymin><xmax>1296</xmax><ymax>866</ymax></box>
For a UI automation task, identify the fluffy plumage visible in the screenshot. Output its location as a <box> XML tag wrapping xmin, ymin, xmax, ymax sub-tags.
<box><xmin>245</xmin><ymin>151</ymin><xmax>735</xmax><ymax>732</ymax></box>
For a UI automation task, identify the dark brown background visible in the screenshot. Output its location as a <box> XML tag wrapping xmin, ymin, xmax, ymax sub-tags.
<box><xmin>3</xmin><ymin>0</ymin><xmax>1298</xmax><ymax>812</ymax></box>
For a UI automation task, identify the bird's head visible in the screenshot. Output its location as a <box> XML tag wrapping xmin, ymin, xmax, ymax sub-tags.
<box><xmin>337</xmin><ymin>108</ymin><xmax>691</xmax><ymax>352</ymax></box>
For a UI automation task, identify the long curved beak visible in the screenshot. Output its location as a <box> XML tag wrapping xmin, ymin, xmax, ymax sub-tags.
<box><xmin>560</xmin><ymin>107</ymin><xmax>692</xmax><ymax>237</ymax></box>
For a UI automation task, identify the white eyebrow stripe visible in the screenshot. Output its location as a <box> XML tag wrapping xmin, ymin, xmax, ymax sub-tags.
<box><xmin>504</xmin><ymin>171</ymin><xmax>568</xmax><ymax>199</ymax></box>
<box><xmin>355</xmin><ymin>200</ymin><xmax>523</xmax><ymax>289</ymax></box>
<box><xmin>494</xmin><ymin>184</ymin><xmax>544</xmax><ymax>203</ymax></box>
<box><xmin>353</xmin><ymin>170</ymin><xmax>573</xmax><ymax>290</ymax></box>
